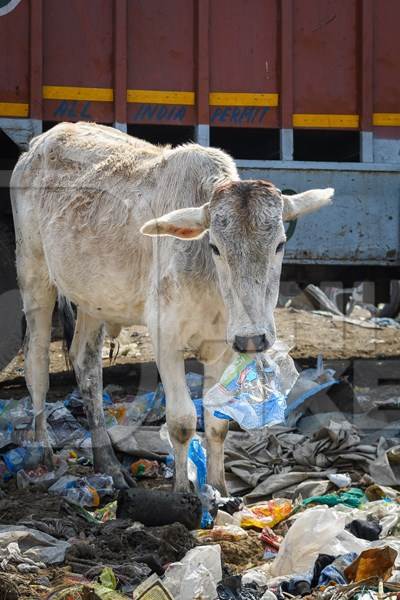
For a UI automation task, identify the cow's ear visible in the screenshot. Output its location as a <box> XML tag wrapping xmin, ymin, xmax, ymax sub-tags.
<box><xmin>140</xmin><ymin>203</ymin><xmax>210</xmax><ymax>240</ymax></box>
<box><xmin>282</xmin><ymin>188</ymin><xmax>334</xmax><ymax>221</ymax></box>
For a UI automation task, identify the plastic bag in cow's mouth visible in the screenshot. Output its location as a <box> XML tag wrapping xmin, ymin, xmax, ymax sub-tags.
<box><xmin>203</xmin><ymin>342</ymin><xmax>298</xmax><ymax>430</ymax></box>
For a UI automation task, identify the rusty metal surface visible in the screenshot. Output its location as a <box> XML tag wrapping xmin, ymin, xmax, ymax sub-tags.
<box><xmin>42</xmin><ymin>0</ymin><xmax>114</xmax><ymax>123</ymax></box>
<box><xmin>209</xmin><ymin>0</ymin><xmax>279</xmax><ymax>128</ymax></box>
<box><xmin>374</xmin><ymin>0</ymin><xmax>400</xmax><ymax>116</ymax></box>
<box><xmin>372</xmin><ymin>0</ymin><xmax>400</xmax><ymax>140</ymax></box>
<box><xmin>0</xmin><ymin>0</ymin><xmax>399</xmax><ymax>133</ymax></box>
<box><xmin>293</xmin><ymin>0</ymin><xmax>358</xmax><ymax>117</ymax></box>
<box><xmin>43</xmin><ymin>0</ymin><xmax>113</xmax><ymax>88</ymax></box>
<box><xmin>0</xmin><ymin>0</ymin><xmax>29</xmax><ymax>104</ymax></box>
<box><xmin>127</xmin><ymin>0</ymin><xmax>195</xmax><ymax>126</ymax></box>
<box><xmin>1</xmin><ymin>0</ymin><xmax>399</xmax><ymax>268</ymax></box>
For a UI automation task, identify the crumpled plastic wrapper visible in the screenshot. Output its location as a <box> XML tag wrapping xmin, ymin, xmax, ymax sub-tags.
<box><xmin>204</xmin><ymin>342</ymin><xmax>298</xmax><ymax>430</ymax></box>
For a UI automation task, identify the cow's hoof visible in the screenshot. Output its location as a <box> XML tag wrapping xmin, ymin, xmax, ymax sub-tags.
<box><xmin>93</xmin><ymin>446</ymin><xmax>136</xmax><ymax>489</ymax></box>
<box><xmin>42</xmin><ymin>445</ymin><xmax>56</xmax><ymax>470</ymax></box>
<box><xmin>110</xmin><ymin>466</ymin><xmax>136</xmax><ymax>490</ymax></box>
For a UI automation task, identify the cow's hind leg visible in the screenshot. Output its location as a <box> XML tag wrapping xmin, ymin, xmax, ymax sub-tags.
<box><xmin>19</xmin><ymin>265</ymin><xmax>56</xmax><ymax>465</ymax></box>
<box><xmin>69</xmin><ymin>310</ymin><xmax>133</xmax><ymax>489</ymax></box>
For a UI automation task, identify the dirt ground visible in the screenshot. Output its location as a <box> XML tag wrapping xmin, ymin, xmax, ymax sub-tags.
<box><xmin>1</xmin><ymin>308</ymin><xmax>399</xmax><ymax>390</ymax></box>
<box><xmin>276</xmin><ymin>308</ymin><xmax>400</xmax><ymax>359</ymax></box>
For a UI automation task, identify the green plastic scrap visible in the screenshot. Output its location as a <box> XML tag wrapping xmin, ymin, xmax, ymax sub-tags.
<box><xmin>99</xmin><ymin>567</ymin><xmax>117</xmax><ymax>590</ymax></box>
<box><xmin>303</xmin><ymin>487</ymin><xmax>365</xmax><ymax>508</ymax></box>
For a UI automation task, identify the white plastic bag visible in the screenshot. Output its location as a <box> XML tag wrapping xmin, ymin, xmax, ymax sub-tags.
<box><xmin>163</xmin><ymin>545</ymin><xmax>222</xmax><ymax>600</ymax></box>
<box><xmin>325</xmin><ymin>529</ymin><xmax>369</xmax><ymax>556</ymax></box>
<box><xmin>271</xmin><ymin>507</ymin><xmax>346</xmax><ymax>576</ymax></box>
<box><xmin>328</xmin><ymin>473</ymin><xmax>352</xmax><ymax>488</ymax></box>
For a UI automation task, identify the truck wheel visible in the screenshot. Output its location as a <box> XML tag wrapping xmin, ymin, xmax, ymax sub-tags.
<box><xmin>0</xmin><ymin>220</ymin><xmax>23</xmax><ymax>371</ymax></box>
<box><xmin>377</xmin><ymin>280</ymin><xmax>400</xmax><ymax>319</ymax></box>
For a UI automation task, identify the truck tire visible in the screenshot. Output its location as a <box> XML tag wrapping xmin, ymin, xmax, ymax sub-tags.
<box><xmin>377</xmin><ymin>280</ymin><xmax>400</xmax><ymax>319</ymax></box>
<box><xmin>0</xmin><ymin>220</ymin><xmax>23</xmax><ymax>371</ymax></box>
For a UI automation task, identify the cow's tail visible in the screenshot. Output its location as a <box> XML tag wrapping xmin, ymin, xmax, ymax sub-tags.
<box><xmin>57</xmin><ymin>295</ymin><xmax>75</xmax><ymax>362</ymax></box>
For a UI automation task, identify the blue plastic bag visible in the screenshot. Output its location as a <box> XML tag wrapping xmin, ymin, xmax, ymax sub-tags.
<box><xmin>204</xmin><ymin>344</ymin><xmax>298</xmax><ymax>430</ymax></box>
<box><xmin>188</xmin><ymin>437</ymin><xmax>213</xmax><ymax>527</ymax></box>
<box><xmin>285</xmin><ymin>355</ymin><xmax>338</xmax><ymax>417</ymax></box>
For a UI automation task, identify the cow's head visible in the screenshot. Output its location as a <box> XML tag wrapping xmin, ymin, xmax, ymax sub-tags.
<box><xmin>141</xmin><ymin>180</ymin><xmax>333</xmax><ymax>353</ymax></box>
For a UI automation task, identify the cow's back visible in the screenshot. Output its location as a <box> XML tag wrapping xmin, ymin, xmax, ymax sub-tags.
<box><xmin>11</xmin><ymin>123</ymin><xmax>165</xmax><ymax>323</ymax></box>
<box><xmin>11</xmin><ymin>122</ymin><xmax>238</xmax><ymax>325</ymax></box>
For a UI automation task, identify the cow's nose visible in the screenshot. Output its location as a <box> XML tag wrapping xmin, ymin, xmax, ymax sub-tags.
<box><xmin>233</xmin><ymin>334</ymin><xmax>269</xmax><ymax>353</ymax></box>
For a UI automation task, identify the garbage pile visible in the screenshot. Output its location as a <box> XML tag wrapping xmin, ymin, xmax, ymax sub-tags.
<box><xmin>0</xmin><ymin>351</ymin><xmax>399</xmax><ymax>598</ymax></box>
<box><xmin>1</xmin><ymin>469</ymin><xmax>400</xmax><ymax>599</ymax></box>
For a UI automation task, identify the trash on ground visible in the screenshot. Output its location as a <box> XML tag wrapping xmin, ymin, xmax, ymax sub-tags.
<box><xmin>302</xmin><ymin>487</ymin><xmax>365</xmax><ymax>508</ymax></box>
<box><xmin>285</xmin><ymin>354</ymin><xmax>339</xmax><ymax>416</ymax></box>
<box><xmin>49</xmin><ymin>473</ymin><xmax>114</xmax><ymax>507</ymax></box>
<box><xmin>0</xmin><ymin>525</ymin><xmax>70</xmax><ymax>570</ymax></box>
<box><xmin>1</xmin><ymin>324</ymin><xmax>400</xmax><ymax>598</ymax></box>
<box><xmin>193</xmin><ymin>525</ymin><xmax>249</xmax><ymax>543</ymax></box>
<box><xmin>328</xmin><ymin>472</ymin><xmax>352</xmax><ymax>488</ymax></box>
<box><xmin>116</xmin><ymin>488</ymin><xmax>202</xmax><ymax>529</ymax></box>
<box><xmin>17</xmin><ymin>460</ymin><xmax>68</xmax><ymax>490</ymax></box>
<box><xmin>233</xmin><ymin>499</ymin><xmax>293</xmax><ymax>529</ymax></box>
<box><xmin>344</xmin><ymin>546</ymin><xmax>398</xmax><ymax>582</ymax></box>
<box><xmin>133</xmin><ymin>573</ymin><xmax>174</xmax><ymax>599</ymax></box>
<box><xmin>162</xmin><ymin>545</ymin><xmax>222</xmax><ymax>600</ymax></box>
<box><xmin>130</xmin><ymin>459</ymin><xmax>160</xmax><ymax>478</ymax></box>
<box><xmin>287</xmin><ymin>284</ymin><xmax>343</xmax><ymax>316</ymax></box>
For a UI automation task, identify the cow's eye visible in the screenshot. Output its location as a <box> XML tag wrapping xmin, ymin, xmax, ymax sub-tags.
<box><xmin>209</xmin><ymin>243</ymin><xmax>220</xmax><ymax>256</ymax></box>
<box><xmin>276</xmin><ymin>241</ymin><xmax>285</xmax><ymax>253</ymax></box>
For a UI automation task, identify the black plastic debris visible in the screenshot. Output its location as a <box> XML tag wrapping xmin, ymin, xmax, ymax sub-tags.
<box><xmin>217</xmin><ymin>575</ymin><xmax>264</xmax><ymax>600</ymax></box>
<box><xmin>345</xmin><ymin>518</ymin><xmax>382</xmax><ymax>541</ymax></box>
<box><xmin>117</xmin><ymin>488</ymin><xmax>202</xmax><ymax>529</ymax></box>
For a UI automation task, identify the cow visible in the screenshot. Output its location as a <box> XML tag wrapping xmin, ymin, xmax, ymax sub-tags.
<box><xmin>10</xmin><ymin>121</ymin><xmax>333</xmax><ymax>492</ymax></box>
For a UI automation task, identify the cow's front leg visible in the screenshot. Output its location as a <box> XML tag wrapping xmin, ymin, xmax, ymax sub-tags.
<box><xmin>70</xmin><ymin>310</ymin><xmax>133</xmax><ymax>489</ymax></box>
<box><xmin>168</xmin><ymin>394</ymin><xmax>196</xmax><ymax>492</ymax></box>
<box><xmin>163</xmin><ymin>357</ymin><xmax>196</xmax><ymax>492</ymax></box>
<box><xmin>203</xmin><ymin>351</ymin><xmax>233</xmax><ymax>496</ymax></box>
<box><xmin>149</xmin><ymin>326</ymin><xmax>196</xmax><ymax>491</ymax></box>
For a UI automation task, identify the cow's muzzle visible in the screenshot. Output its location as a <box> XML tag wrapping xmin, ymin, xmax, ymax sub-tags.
<box><xmin>233</xmin><ymin>334</ymin><xmax>269</xmax><ymax>353</ymax></box>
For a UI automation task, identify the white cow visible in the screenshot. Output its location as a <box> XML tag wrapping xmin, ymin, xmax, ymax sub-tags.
<box><xmin>11</xmin><ymin>122</ymin><xmax>333</xmax><ymax>492</ymax></box>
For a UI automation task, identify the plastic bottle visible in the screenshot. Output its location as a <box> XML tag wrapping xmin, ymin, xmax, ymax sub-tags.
<box><xmin>23</xmin><ymin>443</ymin><xmax>45</xmax><ymax>469</ymax></box>
<box><xmin>49</xmin><ymin>473</ymin><xmax>114</xmax><ymax>507</ymax></box>
<box><xmin>61</xmin><ymin>484</ymin><xmax>100</xmax><ymax>507</ymax></box>
<box><xmin>17</xmin><ymin>465</ymin><xmax>53</xmax><ymax>489</ymax></box>
<box><xmin>3</xmin><ymin>447</ymin><xmax>26</xmax><ymax>473</ymax></box>
<box><xmin>2</xmin><ymin>441</ymin><xmax>45</xmax><ymax>475</ymax></box>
